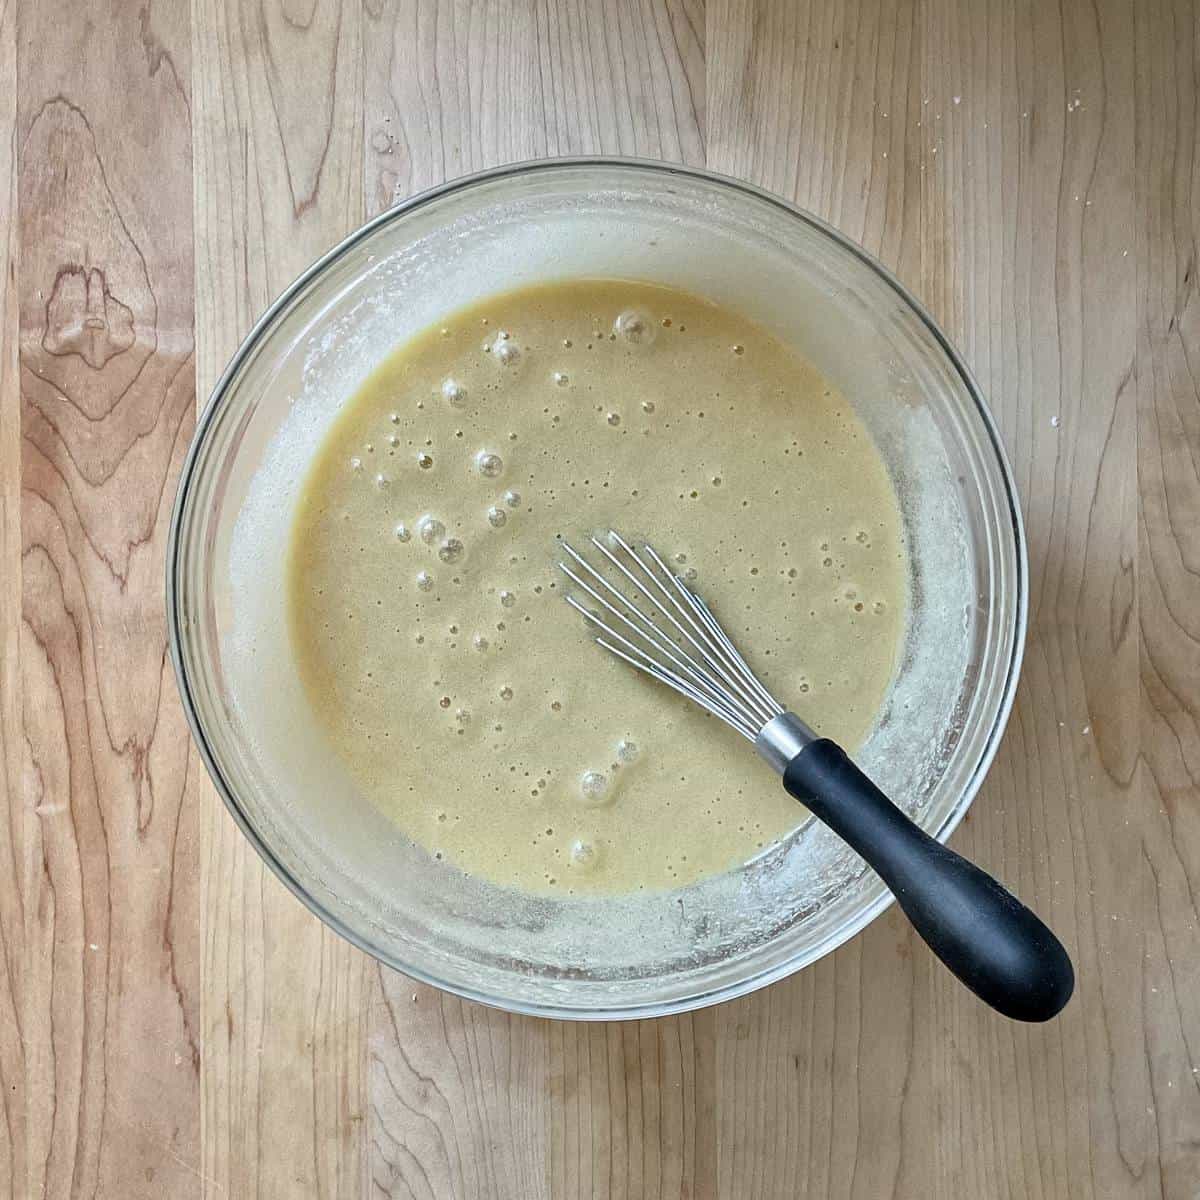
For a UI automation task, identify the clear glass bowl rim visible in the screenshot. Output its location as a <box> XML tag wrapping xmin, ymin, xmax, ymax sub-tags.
<box><xmin>167</xmin><ymin>156</ymin><xmax>1029</xmax><ymax>1019</ymax></box>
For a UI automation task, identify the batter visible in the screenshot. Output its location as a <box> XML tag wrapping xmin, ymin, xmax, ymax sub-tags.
<box><xmin>287</xmin><ymin>280</ymin><xmax>907</xmax><ymax>895</ymax></box>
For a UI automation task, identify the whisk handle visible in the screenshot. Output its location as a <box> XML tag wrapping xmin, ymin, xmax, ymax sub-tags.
<box><xmin>782</xmin><ymin>739</ymin><xmax>1074</xmax><ymax>1022</ymax></box>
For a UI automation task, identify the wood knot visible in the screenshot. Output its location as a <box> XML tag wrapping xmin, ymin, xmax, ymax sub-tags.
<box><xmin>43</xmin><ymin>264</ymin><xmax>135</xmax><ymax>368</ymax></box>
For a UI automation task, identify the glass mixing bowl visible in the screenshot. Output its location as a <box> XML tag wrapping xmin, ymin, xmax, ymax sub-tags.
<box><xmin>169</xmin><ymin>159</ymin><xmax>1026</xmax><ymax>1019</ymax></box>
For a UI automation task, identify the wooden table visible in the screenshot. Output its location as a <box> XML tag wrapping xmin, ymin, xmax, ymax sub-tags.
<box><xmin>2</xmin><ymin>0</ymin><xmax>1196</xmax><ymax>1195</ymax></box>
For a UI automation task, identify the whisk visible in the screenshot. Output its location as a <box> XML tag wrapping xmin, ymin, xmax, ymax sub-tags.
<box><xmin>559</xmin><ymin>531</ymin><xmax>1074</xmax><ymax>1023</ymax></box>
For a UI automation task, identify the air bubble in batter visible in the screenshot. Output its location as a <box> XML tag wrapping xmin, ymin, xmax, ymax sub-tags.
<box><xmin>579</xmin><ymin>770</ymin><xmax>610</xmax><ymax>804</ymax></box>
<box><xmin>418</xmin><ymin>515</ymin><xmax>445</xmax><ymax>545</ymax></box>
<box><xmin>613</xmin><ymin>308</ymin><xmax>655</xmax><ymax>345</ymax></box>
<box><xmin>475</xmin><ymin>450</ymin><xmax>504</xmax><ymax>478</ymax></box>
<box><xmin>569</xmin><ymin>839</ymin><xmax>598</xmax><ymax>869</ymax></box>
<box><xmin>616</xmin><ymin>739</ymin><xmax>640</xmax><ymax>764</ymax></box>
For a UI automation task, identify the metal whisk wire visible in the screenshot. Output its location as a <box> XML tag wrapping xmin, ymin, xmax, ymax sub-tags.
<box><xmin>557</xmin><ymin>531</ymin><xmax>784</xmax><ymax>742</ymax></box>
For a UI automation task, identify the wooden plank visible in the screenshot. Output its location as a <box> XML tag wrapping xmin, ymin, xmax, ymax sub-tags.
<box><xmin>918</xmin><ymin>2</ymin><xmax>1147</xmax><ymax>1197</ymax></box>
<box><xmin>190</xmin><ymin>0</ymin><xmax>371</xmax><ymax>1194</ymax></box>
<box><xmin>706</xmin><ymin>0</ymin><xmax>924</xmax><ymax>283</ymax></box>
<box><xmin>369</xmin><ymin>985</ymin><xmax>551</xmax><ymax>1198</ymax></box>
<box><xmin>362</xmin><ymin>3</ymin><xmax>708</xmax><ymax>1197</ymax></box>
<box><xmin>0</xmin><ymin>0</ymin><xmax>22</xmax><ymax>1193</ymax></box>
<box><xmin>707</xmin><ymin>4</ymin><xmax>935</xmax><ymax>1194</ymax></box>
<box><xmin>14</xmin><ymin>0</ymin><xmax>199</xmax><ymax>1195</ymax></box>
<box><xmin>548</xmin><ymin>1013</ymin><xmax>717</xmax><ymax>1200</ymax></box>
<box><xmin>1136</xmin><ymin>0</ymin><xmax>1200</xmax><ymax>1195</ymax></box>
<box><xmin>363</xmin><ymin>0</ymin><xmax>705</xmax><ymax>205</ymax></box>
<box><xmin>705</xmin><ymin>10</ymin><xmax>930</xmax><ymax>1188</ymax></box>
<box><xmin>707</xmin><ymin>1</ymin><xmax>1146</xmax><ymax>1196</ymax></box>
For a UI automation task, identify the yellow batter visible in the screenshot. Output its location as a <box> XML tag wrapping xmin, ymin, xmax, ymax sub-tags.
<box><xmin>287</xmin><ymin>280</ymin><xmax>907</xmax><ymax>895</ymax></box>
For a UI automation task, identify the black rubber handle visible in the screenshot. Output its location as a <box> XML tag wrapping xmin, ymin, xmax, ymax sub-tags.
<box><xmin>783</xmin><ymin>739</ymin><xmax>1074</xmax><ymax>1022</ymax></box>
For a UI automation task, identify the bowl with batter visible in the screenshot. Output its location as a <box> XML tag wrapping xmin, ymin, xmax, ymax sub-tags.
<box><xmin>169</xmin><ymin>160</ymin><xmax>1026</xmax><ymax>1017</ymax></box>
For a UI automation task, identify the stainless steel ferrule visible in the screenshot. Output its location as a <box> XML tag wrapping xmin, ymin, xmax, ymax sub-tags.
<box><xmin>755</xmin><ymin>712</ymin><xmax>817</xmax><ymax>775</ymax></box>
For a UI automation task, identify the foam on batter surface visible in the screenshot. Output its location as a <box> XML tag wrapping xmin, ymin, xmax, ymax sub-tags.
<box><xmin>287</xmin><ymin>280</ymin><xmax>907</xmax><ymax>895</ymax></box>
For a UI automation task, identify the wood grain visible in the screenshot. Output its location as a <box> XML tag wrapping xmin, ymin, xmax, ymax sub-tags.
<box><xmin>707</xmin><ymin>0</ymin><xmax>924</xmax><ymax>283</ymax></box>
<box><xmin>191</xmin><ymin>0</ymin><xmax>371</xmax><ymax>1194</ymax></box>
<box><xmin>14</xmin><ymin>1</ymin><xmax>200</xmax><ymax>1196</ymax></box>
<box><xmin>0</xmin><ymin>1</ymin><xmax>22</xmax><ymax>1195</ymax></box>
<box><xmin>1</xmin><ymin>0</ymin><xmax>1196</xmax><ymax>1195</ymax></box>
<box><xmin>363</xmin><ymin>0</ymin><xmax>704</xmax><ymax>208</ymax></box>
<box><xmin>1137</xmin><ymin>0</ymin><xmax>1200</xmax><ymax>1195</ymax></box>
